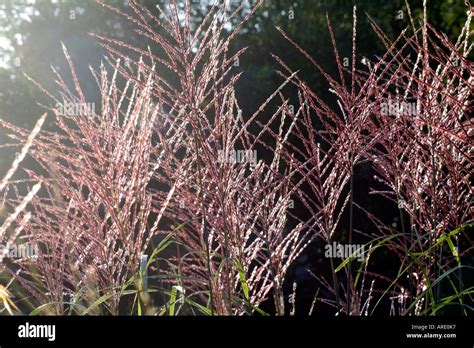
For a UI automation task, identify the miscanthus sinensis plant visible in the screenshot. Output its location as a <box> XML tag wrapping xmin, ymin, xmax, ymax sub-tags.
<box><xmin>273</xmin><ymin>1</ymin><xmax>473</xmax><ymax>315</ymax></box>
<box><xmin>0</xmin><ymin>0</ymin><xmax>472</xmax><ymax>316</ymax></box>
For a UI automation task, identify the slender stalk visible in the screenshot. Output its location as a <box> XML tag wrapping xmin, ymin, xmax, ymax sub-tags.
<box><xmin>192</xmin><ymin>129</ymin><xmax>215</xmax><ymax>315</ymax></box>
<box><xmin>347</xmin><ymin>162</ymin><xmax>354</xmax><ymax>315</ymax></box>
